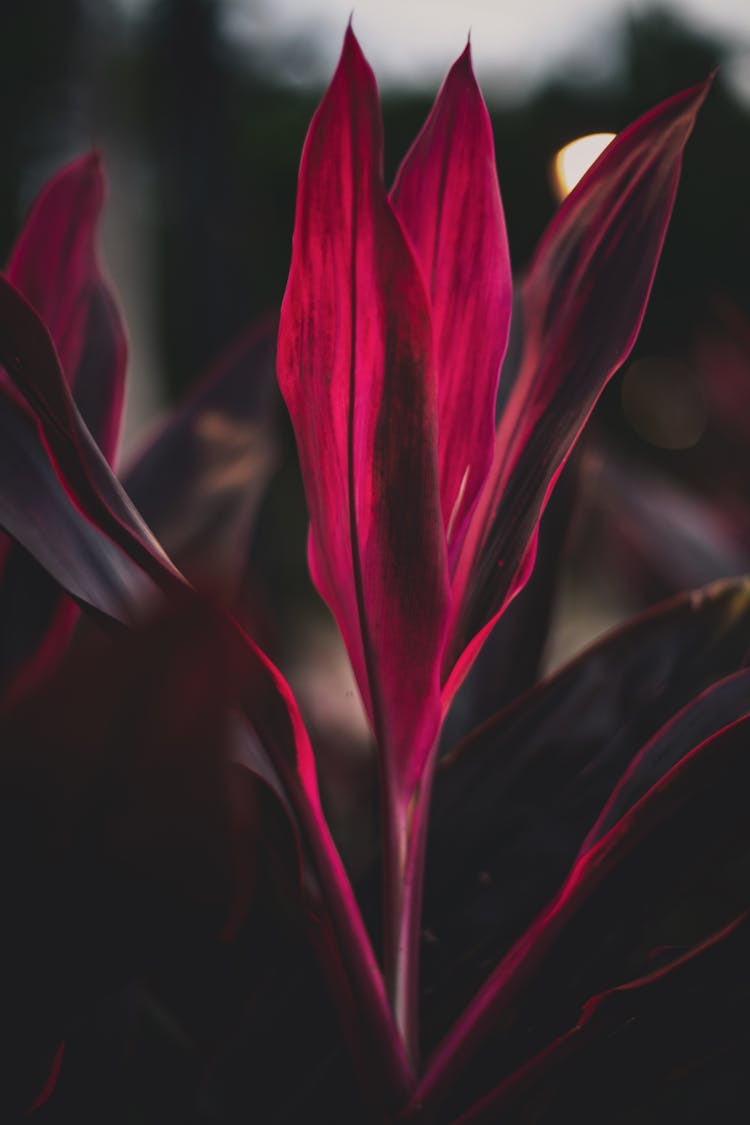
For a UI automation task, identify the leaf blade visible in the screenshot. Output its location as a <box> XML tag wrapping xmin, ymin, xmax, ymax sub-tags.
<box><xmin>277</xmin><ymin>27</ymin><xmax>449</xmax><ymax>799</ymax></box>
<box><xmin>390</xmin><ymin>44</ymin><xmax>512</xmax><ymax>569</ymax></box>
<box><xmin>446</xmin><ymin>77</ymin><xmax>712</xmax><ymax>703</ymax></box>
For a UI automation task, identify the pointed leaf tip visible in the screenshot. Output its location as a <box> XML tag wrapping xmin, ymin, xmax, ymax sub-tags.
<box><xmin>278</xmin><ymin>15</ymin><xmax>449</xmax><ymax>801</ymax></box>
<box><xmin>445</xmin><ymin>75</ymin><xmax>710</xmax><ymax>704</ymax></box>
<box><xmin>390</xmin><ymin>31</ymin><xmax>511</xmax><ymax>572</ymax></box>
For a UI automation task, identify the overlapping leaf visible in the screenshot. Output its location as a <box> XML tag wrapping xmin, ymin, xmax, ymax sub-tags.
<box><xmin>0</xmin><ymin>156</ymin><xmax>129</xmax><ymax>701</ymax></box>
<box><xmin>0</xmin><ymin>601</ymin><xmax>259</xmax><ymax>1115</ymax></box>
<box><xmin>390</xmin><ymin>44</ymin><xmax>512</xmax><ymax>568</ymax></box>
<box><xmin>412</xmin><ymin>594</ymin><xmax>750</xmax><ymax>1118</ymax></box>
<box><xmin>124</xmin><ymin>316</ymin><xmax>279</xmax><ymax>603</ymax></box>
<box><xmin>457</xmin><ymin>911</ymin><xmax>750</xmax><ymax>1124</ymax></box>
<box><xmin>6</xmin><ymin>153</ymin><xmax>127</xmax><ymax>463</ymax></box>
<box><xmin>277</xmin><ymin>26</ymin><xmax>449</xmax><ymax>801</ymax></box>
<box><xmin>0</xmin><ymin>278</ymin><xmax>183</xmax><ymax>619</ymax></box>
<box><xmin>420</xmin><ymin>578</ymin><xmax>750</xmax><ymax>1053</ymax></box>
<box><xmin>445</xmin><ymin>77</ymin><xmax>712</xmax><ymax>703</ymax></box>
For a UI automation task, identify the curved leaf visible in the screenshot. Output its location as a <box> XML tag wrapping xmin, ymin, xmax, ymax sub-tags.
<box><xmin>390</xmin><ymin>44</ymin><xmax>512</xmax><ymax>569</ymax></box>
<box><xmin>411</xmin><ymin>579</ymin><xmax>750</xmax><ymax>1113</ymax></box>
<box><xmin>0</xmin><ymin>155</ymin><xmax>129</xmax><ymax>700</ymax></box>
<box><xmin>426</xmin><ymin>577</ymin><xmax>750</xmax><ymax>1024</ymax></box>
<box><xmin>277</xmin><ymin>26</ymin><xmax>449</xmax><ymax>803</ymax></box>
<box><xmin>0</xmin><ymin>384</ymin><xmax>156</xmax><ymax>637</ymax></box>
<box><xmin>0</xmin><ymin>278</ymin><xmax>183</xmax><ymax>602</ymax></box>
<box><xmin>457</xmin><ymin>911</ymin><xmax>750</xmax><ymax>1124</ymax></box>
<box><xmin>0</xmin><ymin>600</ymin><xmax>261</xmax><ymax>1114</ymax></box>
<box><xmin>415</xmin><ymin>703</ymin><xmax>750</xmax><ymax>1119</ymax></box>
<box><xmin>124</xmin><ymin>316</ymin><xmax>279</xmax><ymax>603</ymax></box>
<box><xmin>445</xmin><ymin>76</ymin><xmax>711</xmax><ymax>704</ymax></box>
<box><xmin>6</xmin><ymin>152</ymin><xmax>127</xmax><ymax>464</ymax></box>
<box><xmin>230</xmin><ymin>616</ymin><xmax>414</xmax><ymax>1108</ymax></box>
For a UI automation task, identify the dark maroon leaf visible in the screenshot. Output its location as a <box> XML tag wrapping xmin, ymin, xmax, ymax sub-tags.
<box><xmin>409</xmin><ymin>579</ymin><xmax>750</xmax><ymax>1102</ymax></box>
<box><xmin>6</xmin><ymin>153</ymin><xmax>127</xmax><ymax>465</ymax></box>
<box><xmin>0</xmin><ymin>384</ymin><xmax>157</xmax><ymax>643</ymax></box>
<box><xmin>414</xmin><ymin>705</ymin><xmax>750</xmax><ymax>1120</ymax></box>
<box><xmin>0</xmin><ymin>278</ymin><xmax>184</xmax><ymax>604</ymax></box>
<box><xmin>0</xmin><ymin>598</ymin><xmax>270</xmax><ymax>1115</ymax></box>
<box><xmin>231</xmin><ymin>620</ymin><xmax>413</xmax><ymax>1110</ymax></box>
<box><xmin>423</xmin><ymin>578</ymin><xmax>750</xmax><ymax>1045</ymax></box>
<box><xmin>124</xmin><ymin>316</ymin><xmax>279</xmax><ymax>604</ymax></box>
<box><xmin>0</xmin><ymin>156</ymin><xmax>129</xmax><ymax>701</ymax></box>
<box><xmin>585</xmin><ymin>450</ymin><xmax>747</xmax><ymax>598</ymax></box>
<box><xmin>457</xmin><ymin>911</ymin><xmax>750</xmax><ymax>1124</ymax></box>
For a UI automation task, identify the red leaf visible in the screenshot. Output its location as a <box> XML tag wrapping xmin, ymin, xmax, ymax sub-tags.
<box><xmin>455</xmin><ymin>910</ymin><xmax>750</xmax><ymax>1124</ymax></box>
<box><xmin>0</xmin><ymin>156</ymin><xmax>128</xmax><ymax>700</ymax></box>
<box><xmin>0</xmin><ymin>380</ymin><xmax>157</xmax><ymax>638</ymax></box>
<box><xmin>27</xmin><ymin>1042</ymin><xmax>64</xmax><ymax>1115</ymax></box>
<box><xmin>277</xmin><ymin>27</ymin><xmax>449</xmax><ymax>802</ymax></box>
<box><xmin>412</xmin><ymin>680</ymin><xmax>750</xmax><ymax>1116</ymax></box>
<box><xmin>7</xmin><ymin>152</ymin><xmax>127</xmax><ymax>466</ymax></box>
<box><xmin>390</xmin><ymin>44</ymin><xmax>512</xmax><ymax>570</ymax></box>
<box><xmin>231</xmin><ymin>620</ymin><xmax>413</xmax><ymax>1106</ymax></box>
<box><xmin>0</xmin><ymin>277</ymin><xmax>183</xmax><ymax>602</ymax></box>
<box><xmin>445</xmin><ymin>77</ymin><xmax>711</xmax><ymax>706</ymax></box>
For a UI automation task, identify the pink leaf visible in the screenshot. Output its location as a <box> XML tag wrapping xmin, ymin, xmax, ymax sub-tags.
<box><xmin>277</xmin><ymin>27</ymin><xmax>449</xmax><ymax>801</ymax></box>
<box><xmin>7</xmin><ymin>153</ymin><xmax>127</xmax><ymax>466</ymax></box>
<box><xmin>390</xmin><ymin>43</ymin><xmax>512</xmax><ymax>569</ymax></box>
<box><xmin>0</xmin><ymin>156</ymin><xmax>129</xmax><ymax>700</ymax></box>
<box><xmin>231</xmin><ymin>619</ymin><xmax>413</xmax><ymax>1105</ymax></box>
<box><xmin>0</xmin><ymin>278</ymin><xmax>182</xmax><ymax>603</ymax></box>
<box><xmin>445</xmin><ymin>77</ymin><xmax>711</xmax><ymax>706</ymax></box>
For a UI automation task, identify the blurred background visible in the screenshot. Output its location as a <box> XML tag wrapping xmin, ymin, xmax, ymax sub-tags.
<box><xmin>2</xmin><ymin>0</ymin><xmax>750</xmax><ymax>692</ymax></box>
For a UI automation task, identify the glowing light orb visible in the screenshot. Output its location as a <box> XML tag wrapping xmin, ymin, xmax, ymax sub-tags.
<box><xmin>551</xmin><ymin>132</ymin><xmax>617</xmax><ymax>201</ymax></box>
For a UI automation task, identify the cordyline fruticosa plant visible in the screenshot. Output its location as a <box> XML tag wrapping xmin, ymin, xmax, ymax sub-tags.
<box><xmin>0</xmin><ymin>24</ymin><xmax>748</xmax><ymax>1125</ymax></box>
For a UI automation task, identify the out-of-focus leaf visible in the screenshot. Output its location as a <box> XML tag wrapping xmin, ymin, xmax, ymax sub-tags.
<box><xmin>0</xmin><ymin>156</ymin><xmax>129</xmax><ymax>701</ymax></box>
<box><xmin>124</xmin><ymin>317</ymin><xmax>279</xmax><ymax>604</ymax></box>
<box><xmin>6</xmin><ymin>152</ymin><xmax>127</xmax><ymax>464</ymax></box>
<box><xmin>390</xmin><ymin>44</ymin><xmax>512</xmax><ymax>570</ymax></box>
<box><xmin>0</xmin><ymin>599</ymin><xmax>266</xmax><ymax>1115</ymax></box>
<box><xmin>0</xmin><ymin>385</ymin><xmax>157</xmax><ymax>642</ymax></box>
<box><xmin>277</xmin><ymin>26</ymin><xmax>449</xmax><ymax>802</ymax></box>
<box><xmin>446</xmin><ymin>77</ymin><xmax>711</xmax><ymax>705</ymax></box>
<box><xmin>694</xmin><ymin>297</ymin><xmax>750</xmax><ymax>448</ymax></box>
<box><xmin>0</xmin><ymin>278</ymin><xmax>183</xmax><ymax>603</ymax></box>
<box><xmin>584</xmin><ymin>450</ymin><xmax>747</xmax><ymax>597</ymax></box>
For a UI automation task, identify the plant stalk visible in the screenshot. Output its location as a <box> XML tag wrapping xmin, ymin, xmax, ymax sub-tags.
<box><xmin>384</xmin><ymin>752</ymin><xmax>437</xmax><ymax>1068</ymax></box>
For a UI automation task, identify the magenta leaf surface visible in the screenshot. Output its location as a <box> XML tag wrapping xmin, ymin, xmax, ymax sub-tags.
<box><xmin>446</xmin><ymin>77</ymin><xmax>712</xmax><ymax>703</ymax></box>
<box><xmin>0</xmin><ymin>156</ymin><xmax>129</xmax><ymax>700</ymax></box>
<box><xmin>277</xmin><ymin>26</ymin><xmax>449</xmax><ymax>803</ymax></box>
<box><xmin>0</xmin><ymin>277</ymin><xmax>182</xmax><ymax>601</ymax></box>
<box><xmin>6</xmin><ymin>152</ymin><xmax>127</xmax><ymax>465</ymax></box>
<box><xmin>390</xmin><ymin>44</ymin><xmax>512</xmax><ymax>568</ymax></box>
